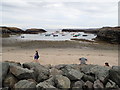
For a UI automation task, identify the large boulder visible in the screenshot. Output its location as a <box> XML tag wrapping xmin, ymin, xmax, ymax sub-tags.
<box><xmin>90</xmin><ymin>66</ymin><xmax>110</xmax><ymax>83</ymax></box>
<box><xmin>0</xmin><ymin>62</ymin><xmax>9</xmax><ymax>88</ymax></box>
<box><xmin>80</xmin><ymin>65</ymin><xmax>110</xmax><ymax>83</ymax></box>
<box><xmin>37</xmin><ymin>75</ymin><xmax>70</xmax><ymax>89</ymax></box>
<box><xmin>23</xmin><ymin>62</ymin><xmax>50</xmax><ymax>82</ymax></box>
<box><xmin>82</xmin><ymin>74</ymin><xmax>95</xmax><ymax>83</ymax></box>
<box><xmin>14</xmin><ymin>80</ymin><xmax>36</xmax><ymax>90</ymax></box>
<box><xmin>84</xmin><ymin>81</ymin><xmax>93</xmax><ymax>89</ymax></box>
<box><xmin>61</xmin><ymin>65</ymin><xmax>84</xmax><ymax>81</ymax></box>
<box><xmin>65</xmin><ymin>69</ymin><xmax>84</xmax><ymax>81</ymax></box>
<box><xmin>36</xmin><ymin>81</ymin><xmax>57</xmax><ymax>90</ymax></box>
<box><xmin>80</xmin><ymin>64</ymin><xmax>97</xmax><ymax>74</ymax></box>
<box><xmin>105</xmin><ymin>79</ymin><xmax>119</xmax><ymax>88</ymax></box>
<box><xmin>54</xmin><ymin>64</ymin><xmax>80</xmax><ymax>70</ymax></box>
<box><xmin>93</xmin><ymin>80</ymin><xmax>104</xmax><ymax>88</ymax></box>
<box><xmin>36</xmin><ymin>77</ymin><xmax>56</xmax><ymax>89</ymax></box>
<box><xmin>50</xmin><ymin>68</ymin><xmax>63</xmax><ymax>76</ymax></box>
<box><xmin>109</xmin><ymin>66</ymin><xmax>120</xmax><ymax>87</ymax></box>
<box><xmin>3</xmin><ymin>74</ymin><xmax>18</xmax><ymax>89</ymax></box>
<box><xmin>54</xmin><ymin>75</ymin><xmax>71</xmax><ymax>89</ymax></box>
<box><xmin>9</xmin><ymin>65</ymin><xmax>35</xmax><ymax>80</ymax></box>
<box><xmin>72</xmin><ymin>80</ymin><xmax>84</xmax><ymax>89</ymax></box>
<box><xmin>5</xmin><ymin>61</ymin><xmax>21</xmax><ymax>67</ymax></box>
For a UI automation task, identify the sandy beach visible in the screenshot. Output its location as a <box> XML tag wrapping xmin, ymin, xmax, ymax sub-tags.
<box><xmin>2</xmin><ymin>38</ymin><xmax>118</xmax><ymax>66</ymax></box>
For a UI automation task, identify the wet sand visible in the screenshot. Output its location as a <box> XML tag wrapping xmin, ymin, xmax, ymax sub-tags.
<box><xmin>2</xmin><ymin>38</ymin><xmax>118</xmax><ymax>66</ymax></box>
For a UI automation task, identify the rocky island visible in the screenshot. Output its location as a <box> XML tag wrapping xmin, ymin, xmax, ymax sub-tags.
<box><xmin>0</xmin><ymin>26</ymin><xmax>46</xmax><ymax>34</ymax></box>
<box><xmin>25</xmin><ymin>28</ymin><xmax>46</xmax><ymax>34</ymax></box>
<box><xmin>0</xmin><ymin>61</ymin><xmax>120</xmax><ymax>90</ymax></box>
<box><xmin>0</xmin><ymin>27</ymin><xmax>25</xmax><ymax>34</ymax></box>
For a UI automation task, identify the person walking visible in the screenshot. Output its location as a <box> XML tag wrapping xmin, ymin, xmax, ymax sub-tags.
<box><xmin>34</xmin><ymin>51</ymin><xmax>39</xmax><ymax>62</ymax></box>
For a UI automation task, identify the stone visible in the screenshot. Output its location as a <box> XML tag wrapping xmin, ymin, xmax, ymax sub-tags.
<box><xmin>84</xmin><ymin>81</ymin><xmax>93</xmax><ymax>89</ymax></box>
<box><xmin>54</xmin><ymin>64</ymin><xmax>68</xmax><ymax>70</ymax></box>
<box><xmin>14</xmin><ymin>80</ymin><xmax>36</xmax><ymax>90</ymax></box>
<box><xmin>0</xmin><ymin>87</ymin><xmax>9</xmax><ymax>90</ymax></box>
<box><xmin>82</xmin><ymin>74</ymin><xmax>95</xmax><ymax>83</ymax></box>
<box><xmin>62</xmin><ymin>68</ymin><xmax>84</xmax><ymax>81</ymax></box>
<box><xmin>54</xmin><ymin>75</ymin><xmax>71</xmax><ymax>89</ymax></box>
<box><xmin>80</xmin><ymin>64</ymin><xmax>97</xmax><ymax>74</ymax></box>
<box><xmin>23</xmin><ymin>62</ymin><xmax>50</xmax><ymax>82</ymax></box>
<box><xmin>81</xmin><ymin>65</ymin><xmax>110</xmax><ymax>83</ymax></box>
<box><xmin>23</xmin><ymin>62</ymin><xmax>40</xmax><ymax>69</ymax></box>
<box><xmin>0</xmin><ymin>62</ymin><xmax>9</xmax><ymax>88</ymax></box>
<box><xmin>3</xmin><ymin>74</ymin><xmax>18</xmax><ymax>88</ymax></box>
<box><xmin>93</xmin><ymin>80</ymin><xmax>104</xmax><ymax>88</ymax></box>
<box><xmin>44</xmin><ymin>64</ymin><xmax>53</xmax><ymax>69</ymax></box>
<box><xmin>105</xmin><ymin>79</ymin><xmax>119</xmax><ymax>88</ymax></box>
<box><xmin>109</xmin><ymin>66</ymin><xmax>120</xmax><ymax>87</ymax></box>
<box><xmin>10</xmin><ymin>65</ymin><xmax>35</xmax><ymax>80</ymax></box>
<box><xmin>36</xmin><ymin>77</ymin><xmax>56</xmax><ymax>90</ymax></box>
<box><xmin>27</xmin><ymin>79</ymin><xmax>37</xmax><ymax>85</ymax></box>
<box><xmin>36</xmin><ymin>81</ymin><xmax>57</xmax><ymax>90</ymax></box>
<box><xmin>50</xmin><ymin>68</ymin><xmax>63</xmax><ymax>76</ymax></box>
<box><xmin>5</xmin><ymin>61</ymin><xmax>21</xmax><ymax>66</ymax></box>
<box><xmin>72</xmin><ymin>80</ymin><xmax>84</xmax><ymax>89</ymax></box>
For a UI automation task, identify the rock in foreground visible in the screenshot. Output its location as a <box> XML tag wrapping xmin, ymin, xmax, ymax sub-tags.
<box><xmin>0</xmin><ymin>61</ymin><xmax>120</xmax><ymax>89</ymax></box>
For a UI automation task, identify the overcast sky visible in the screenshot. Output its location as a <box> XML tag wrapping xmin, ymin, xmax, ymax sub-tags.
<box><xmin>1</xmin><ymin>0</ymin><xmax>119</xmax><ymax>29</ymax></box>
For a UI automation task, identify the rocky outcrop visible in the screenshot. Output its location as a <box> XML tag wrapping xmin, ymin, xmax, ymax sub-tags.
<box><xmin>96</xmin><ymin>27</ymin><xmax>120</xmax><ymax>43</ymax></box>
<box><xmin>0</xmin><ymin>26</ymin><xmax>47</xmax><ymax>34</ymax></box>
<box><xmin>25</xmin><ymin>28</ymin><xmax>46</xmax><ymax>34</ymax></box>
<box><xmin>62</xmin><ymin>27</ymin><xmax>120</xmax><ymax>43</ymax></box>
<box><xmin>1</xmin><ymin>61</ymin><xmax>120</xmax><ymax>89</ymax></box>
<box><xmin>62</xmin><ymin>29</ymin><xmax>99</xmax><ymax>33</ymax></box>
<box><xmin>0</xmin><ymin>27</ymin><xmax>25</xmax><ymax>34</ymax></box>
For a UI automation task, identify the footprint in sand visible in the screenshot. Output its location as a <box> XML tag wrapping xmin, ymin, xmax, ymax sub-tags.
<box><xmin>99</xmin><ymin>54</ymin><xmax>104</xmax><ymax>56</ymax></box>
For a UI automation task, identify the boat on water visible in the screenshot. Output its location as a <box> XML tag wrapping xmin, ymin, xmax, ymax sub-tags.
<box><xmin>82</xmin><ymin>35</ymin><xmax>88</xmax><ymax>36</ymax></box>
<box><xmin>45</xmin><ymin>34</ymin><xmax>51</xmax><ymax>36</ymax></box>
<box><xmin>53</xmin><ymin>34</ymin><xmax>58</xmax><ymax>37</ymax></box>
<box><xmin>21</xmin><ymin>36</ymin><xmax>25</xmax><ymax>38</ymax></box>
<box><xmin>73</xmin><ymin>34</ymin><xmax>80</xmax><ymax>37</ymax></box>
<box><xmin>62</xmin><ymin>34</ymin><xmax>66</xmax><ymax>36</ymax></box>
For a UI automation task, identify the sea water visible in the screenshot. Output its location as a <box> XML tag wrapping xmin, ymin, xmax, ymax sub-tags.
<box><xmin>9</xmin><ymin>31</ymin><xmax>97</xmax><ymax>41</ymax></box>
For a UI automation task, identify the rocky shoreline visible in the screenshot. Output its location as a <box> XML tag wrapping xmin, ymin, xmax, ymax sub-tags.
<box><xmin>62</xmin><ymin>27</ymin><xmax>120</xmax><ymax>43</ymax></box>
<box><xmin>0</xmin><ymin>61</ymin><xmax>120</xmax><ymax>90</ymax></box>
<box><xmin>0</xmin><ymin>27</ymin><xmax>46</xmax><ymax>34</ymax></box>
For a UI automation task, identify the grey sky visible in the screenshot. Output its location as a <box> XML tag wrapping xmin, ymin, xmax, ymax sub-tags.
<box><xmin>1</xmin><ymin>0</ymin><xmax>119</xmax><ymax>29</ymax></box>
